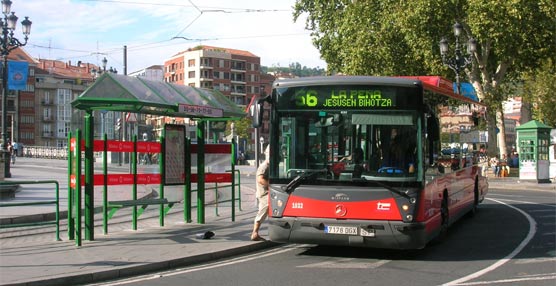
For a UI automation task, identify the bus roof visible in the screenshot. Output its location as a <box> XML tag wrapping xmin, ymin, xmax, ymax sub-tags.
<box><xmin>273</xmin><ymin>76</ymin><xmax>420</xmax><ymax>89</ymax></box>
<box><xmin>272</xmin><ymin>75</ymin><xmax>483</xmax><ymax>106</ymax></box>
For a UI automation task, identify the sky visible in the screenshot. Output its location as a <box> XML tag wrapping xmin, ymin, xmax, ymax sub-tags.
<box><xmin>15</xmin><ymin>0</ymin><xmax>326</xmax><ymax>74</ymax></box>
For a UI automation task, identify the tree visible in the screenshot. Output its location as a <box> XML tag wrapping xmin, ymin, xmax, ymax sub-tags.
<box><xmin>522</xmin><ymin>59</ymin><xmax>556</xmax><ymax>127</ymax></box>
<box><xmin>225</xmin><ymin>117</ymin><xmax>252</xmax><ymax>141</ymax></box>
<box><xmin>294</xmin><ymin>0</ymin><xmax>556</xmax><ymax>156</ymax></box>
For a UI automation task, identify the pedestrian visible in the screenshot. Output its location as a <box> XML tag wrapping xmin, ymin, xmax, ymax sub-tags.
<box><xmin>490</xmin><ymin>155</ymin><xmax>500</xmax><ymax>177</ymax></box>
<box><xmin>251</xmin><ymin>144</ymin><xmax>269</xmax><ymax>241</ymax></box>
<box><xmin>8</xmin><ymin>142</ymin><xmax>15</xmax><ymax>165</ymax></box>
<box><xmin>12</xmin><ymin>141</ymin><xmax>18</xmax><ymax>157</ymax></box>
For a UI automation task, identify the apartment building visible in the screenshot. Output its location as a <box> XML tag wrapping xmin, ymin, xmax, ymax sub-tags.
<box><xmin>34</xmin><ymin>59</ymin><xmax>98</xmax><ymax>147</ymax></box>
<box><xmin>1</xmin><ymin>48</ymin><xmax>37</xmax><ymax>146</ymax></box>
<box><xmin>128</xmin><ymin>65</ymin><xmax>164</xmax><ymax>81</ymax></box>
<box><xmin>164</xmin><ymin>45</ymin><xmax>261</xmax><ymax>106</ymax></box>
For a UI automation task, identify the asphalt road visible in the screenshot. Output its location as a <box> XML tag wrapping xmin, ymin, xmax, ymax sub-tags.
<box><xmin>86</xmin><ymin>188</ymin><xmax>556</xmax><ymax>286</ymax></box>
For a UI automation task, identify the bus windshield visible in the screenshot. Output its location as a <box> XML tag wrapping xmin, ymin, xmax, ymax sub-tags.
<box><xmin>274</xmin><ymin>110</ymin><xmax>420</xmax><ymax>183</ymax></box>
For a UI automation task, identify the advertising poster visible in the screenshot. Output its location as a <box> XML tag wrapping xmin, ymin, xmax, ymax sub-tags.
<box><xmin>164</xmin><ymin>124</ymin><xmax>185</xmax><ymax>185</ymax></box>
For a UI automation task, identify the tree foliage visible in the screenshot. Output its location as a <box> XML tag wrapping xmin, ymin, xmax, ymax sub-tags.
<box><xmin>522</xmin><ymin>59</ymin><xmax>556</xmax><ymax>127</ymax></box>
<box><xmin>293</xmin><ymin>0</ymin><xmax>556</xmax><ymax>154</ymax></box>
<box><xmin>225</xmin><ymin>117</ymin><xmax>252</xmax><ymax>140</ymax></box>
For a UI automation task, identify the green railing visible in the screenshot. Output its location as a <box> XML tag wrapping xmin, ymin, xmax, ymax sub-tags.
<box><xmin>0</xmin><ymin>180</ymin><xmax>61</xmax><ymax>241</ymax></box>
<box><xmin>208</xmin><ymin>169</ymin><xmax>242</xmax><ymax>217</ymax></box>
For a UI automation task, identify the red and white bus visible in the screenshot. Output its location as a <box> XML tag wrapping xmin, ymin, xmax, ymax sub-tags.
<box><xmin>252</xmin><ymin>76</ymin><xmax>488</xmax><ymax>249</ymax></box>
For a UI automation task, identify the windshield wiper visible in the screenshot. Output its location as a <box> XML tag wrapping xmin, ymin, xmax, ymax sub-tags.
<box><xmin>282</xmin><ymin>169</ymin><xmax>328</xmax><ymax>194</ymax></box>
<box><xmin>283</xmin><ymin>173</ymin><xmax>306</xmax><ymax>194</ymax></box>
<box><xmin>361</xmin><ymin>177</ymin><xmax>411</xmax><ymax>199</ymax></box>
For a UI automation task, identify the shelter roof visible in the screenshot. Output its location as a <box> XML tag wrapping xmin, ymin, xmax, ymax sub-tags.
<box><xmin>72</xmin><ymin>73</ymin><xmax>246</xmax><ymax>119</ymax></box>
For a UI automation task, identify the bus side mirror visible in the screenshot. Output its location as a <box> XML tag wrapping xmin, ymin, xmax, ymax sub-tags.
<box><xmin>251</xmin><ymin>99</ymin><xmax>264</xmax><ymax>128</ymax></box>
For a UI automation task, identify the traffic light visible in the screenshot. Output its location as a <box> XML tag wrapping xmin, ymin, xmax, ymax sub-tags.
<box><xmin>115</xmin><ymin>118</ymin><xmax>121</xmax><ymax>131</ymax></box>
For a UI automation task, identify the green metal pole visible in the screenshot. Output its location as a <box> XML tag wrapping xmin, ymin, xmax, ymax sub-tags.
<box><xmin>75</xmin><ymin>129</ymin><xmax>82</xmax><ymax>247</ymax></box>
<box><xmin>231</xmin><ymin>139</ymin><xmax>236</xmax><ymax>221</ymax></box>
<box><xmin>215</xmin><ymin>183</ymin><xmax>219</xmax><ymax>216</ymax></box>
<box><xmin>103</xmin><ymin>134</ymin><xmax>108</xmax><ymax>234</ymax></box>
<box><xmin>132</xmin><ymin>134</ymin><xmax>138</xmax><ymax>230</ymax></box>
<box><xmin>67</xmin><ymin>132</ymin><xmax>74</xmax><ymax>240</ymax></box>
<box><xmin>84</xmin><ymin>112</ymin><xmax>94</xmax><ymax>241</ymax></box>
<box><xmin>237</xmin><ymin>170</ymin><xmax>242</xmax><ymax>211</ymax></box>
<box><xmin>185</xmin><ymin>137</ymin><xmax>191</xmax><ymax>222</ymax></box>
<box><xmin>55</xmin><ymin>181</ymin><xmax>60</xmax><ymax>241</ymax></box>
<box><xmin>159</xmin><ymin>132</ymin><xmax>165</xmax><ymax>227</ymax></box>
<box><xmin>197</xmin><ymin>121</ymin><xmax>205</xmax><ymax>224</ymax></box>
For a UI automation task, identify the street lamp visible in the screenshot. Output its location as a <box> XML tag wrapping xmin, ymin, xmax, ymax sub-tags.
<box><xmin>439</xmin><ymin>22</ymin><xmax>477</xmax><ymax>95</ymax></box>
<box><xmin>1</xmin><ymin>0</ymin><xmax>31</xmax><ymax>178</ymax></box>
<box><xmin>90</xmin><ymin>58</ymin><xmax>117</xmax><ymax>140</ymax></box>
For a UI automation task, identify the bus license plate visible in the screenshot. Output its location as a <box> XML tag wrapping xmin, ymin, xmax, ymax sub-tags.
<box><xmin>324</xmin><ymin>225</ymin><xmax>358</xmax><ymax>235</ymax></box>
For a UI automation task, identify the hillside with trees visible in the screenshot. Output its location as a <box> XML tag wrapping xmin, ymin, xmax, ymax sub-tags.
<box><xmin>262</xmin><ymin>62</ymin><xmax>326</xmax><ymax>77</ymax></box>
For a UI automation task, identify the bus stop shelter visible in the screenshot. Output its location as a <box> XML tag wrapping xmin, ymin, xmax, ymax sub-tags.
<box><xmin>71</xmin><ymin>73</ymin><xmax>246</xmax><ymax>242</ymax></box>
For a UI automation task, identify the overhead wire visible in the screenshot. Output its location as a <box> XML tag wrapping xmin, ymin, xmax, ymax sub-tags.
<box><xmin>30</xmin><ymin>1</ymin><xmax>299</xmax><ymax>63</ymax></box>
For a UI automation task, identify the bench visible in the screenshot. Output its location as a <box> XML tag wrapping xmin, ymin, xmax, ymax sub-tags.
<box><xmin>107</xmin><ymin>198</ymin><xmax>175</xmax><ymax>219</ymax></box>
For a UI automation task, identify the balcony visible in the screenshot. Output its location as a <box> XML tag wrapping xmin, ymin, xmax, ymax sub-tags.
<box><xmin>42</xmin><ymin>131</ymin><xmax>54</xmax><ymax>138</ymax></box>
<box><xmin>41</xmin><ymin>100</ymin><xmax>54</xmax><ymax>106</ymax></box>
<box><xmin>43</xmin><ymin>116</ymin><xmax>54</xmax><ymax>122</ymax></box>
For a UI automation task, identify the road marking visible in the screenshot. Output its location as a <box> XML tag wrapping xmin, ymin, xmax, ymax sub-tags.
<box><xmin>298</xmin><ymin>258</ymin><xmax>390</xmax><ymax>269</ymax></box>
<box><xmin>93</xmin><ymin>244</ymin><xmax>304</xmax><ymax>286</ymax></box>
<box><xmin>485</xmin><ymin>198</ymin><xmax>556</xmax><ymax>208</ymax></box>
<box><xmin>441</xmin><ymin>198</ymin><xmax>537</xmax><ymax>286</ymax></box>
<box><xmin>449</xmin><ymin>273</ymin><xmax>556</xmax><ymax>285</ymax></box>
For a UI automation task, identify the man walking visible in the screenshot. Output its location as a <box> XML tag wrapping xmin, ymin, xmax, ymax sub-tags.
<box><xmin>251</xmin><ymin>145</ymin><xmax>269</xmax><ymax>241</ymax></box>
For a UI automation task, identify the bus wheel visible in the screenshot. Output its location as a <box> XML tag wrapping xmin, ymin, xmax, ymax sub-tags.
<box><xmin>438</xmin><ymin>195</ymin><xmax>449</xmax><ymax>242</ymax></box>
<box><xmin>468</xmin><ymin>180</ymin><xmax>479</xmax><ymax>218</ymax></box>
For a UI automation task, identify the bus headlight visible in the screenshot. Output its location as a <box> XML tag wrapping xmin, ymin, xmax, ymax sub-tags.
<box><xmin>269</xmin><ymin>188</ymin><xmax>289</xmax><ymax>217</ymax></box>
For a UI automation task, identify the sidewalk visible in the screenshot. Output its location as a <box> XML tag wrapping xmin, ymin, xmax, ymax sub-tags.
<box><xmin>484</xmin><ymin>169</ymin><xmax>555</xmax><ymax>192</ymax></box>
<box><xmin>1</xmin><ymin>158</ymin><xmax>269</xmax><ymax>286</ymax></box>
<box><xmin>0</xmin><ymin>205</ymin><xmax>276</xmax><ymax>286</ymax></box>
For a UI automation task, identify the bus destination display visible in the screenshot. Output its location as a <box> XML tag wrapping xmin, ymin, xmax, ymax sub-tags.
<box><xmin>283</xmin><ymin>86</ymin><xmax>407</xmax><ymax>109</ymax></box>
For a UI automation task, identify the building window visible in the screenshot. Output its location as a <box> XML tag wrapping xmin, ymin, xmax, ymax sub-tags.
<box><xmin>188</xmin><ymin>59</ymin><xmax>195</xmax><ymax>67</ymax></box>
<box><xmin>219</xmin><ymin>59</ymin><xmax>225</xmax><ymax>68</ymax></box>
<box><xmin>57</xmin><ymin>121</ymin><xmax>71</xmax><ymax>139</ymax></box>
<box><xmin>201</xmin><ymin>58</ymin><xmax>211</xmax><ymax>66</ymax></box>
<box><xmin>43</xmin><ymin>108</ymin><xmax>51</xmax><ymax>120</ymax></box>
<box><xmin>188</xmin><ymin>71</ymin><xmax>195</xmax><ymax>78</ymax></box>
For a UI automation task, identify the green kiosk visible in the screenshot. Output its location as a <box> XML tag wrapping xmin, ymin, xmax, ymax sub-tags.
<box><xmin>516</xmin><ymin>120</ymin><xmax>552</xmax><ymax>183</ymax></box>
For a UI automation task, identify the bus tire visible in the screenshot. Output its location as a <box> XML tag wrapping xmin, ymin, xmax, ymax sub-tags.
<box><xmin>437</xmin><ymin>192</ymin><xmax>449</xmax><ymax>242</ymax></box>
<box><xmin>468</xmin><ymin>178</ymin><xmax>479</xmax><ymax>218</ymax></box>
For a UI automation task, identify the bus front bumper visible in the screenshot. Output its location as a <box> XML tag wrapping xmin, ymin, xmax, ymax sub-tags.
<box><xmin>268</xmin><ymin>217</ymin><xmax>429</xmax><ymax>250</ymax></box>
